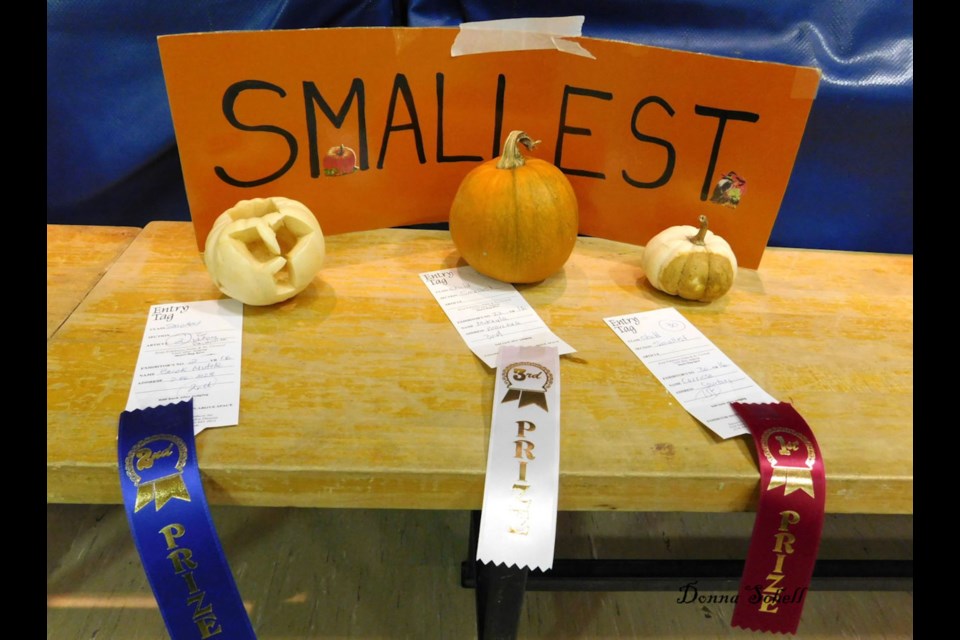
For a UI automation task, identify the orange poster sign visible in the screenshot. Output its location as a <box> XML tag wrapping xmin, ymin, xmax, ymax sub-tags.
<box><xmin>159</xmin><ymin>27</ymin><xmax>819</xmax><ymax>268</ymax></box>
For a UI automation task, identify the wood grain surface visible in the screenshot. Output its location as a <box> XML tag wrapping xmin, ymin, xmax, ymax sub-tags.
<box><xmin>47</xmin><ymin>222</ymin><xmax>913</xmax><ymax>513</ymax></box>
<box><xmin>46</xmin><ymin>224</ymin><xmax>140</xmax><ymax>339</ymax></box>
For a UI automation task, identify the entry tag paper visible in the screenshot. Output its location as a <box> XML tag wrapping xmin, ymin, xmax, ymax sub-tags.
<box><xmin>126</xmin><ymin>299</ymin><xmax>243</xmax><ymax>435</ymax></box>
<box><xmin>604</xmin><ymin>307</ymin><xmax>776</xmax><ymax>439</ymax></box>
<box><xmin>729</xmin><ymin>402</ymin><xmax>826</xmax><ymax>635</ymax></box>
<box><xmin>476</xmin><ymin>345</ymin><xmax>561</xmax><ymax>572</ymax></box>
<box><xmin>451</xmin><ymin>16</ymin><xmax>595</xmax><ymax>59</ymax></box>
<box><xmin>420</xmin><ymin>266</ymin><xmax>575</xmax><ymax>368</ymax></box>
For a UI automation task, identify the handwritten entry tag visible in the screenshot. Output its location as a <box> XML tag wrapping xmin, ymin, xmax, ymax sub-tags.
<box><xmin>476</xmin><ymin>345</ymin><xmax>561</xmax><ymax>572</ymax></box>
<box><xmin>420</xmin><ymin>266</ymin><xmax>575</xmax><ymax>368</ymax></box>
<box><xmin>604</xmin><ymin>307</ymin><xmax>775</xmax><ymax>439</ymax></box>
<box><xmin>126</xmin><ymin>299</ymin><xmax>243</xmax><ymax>435</ymax></box>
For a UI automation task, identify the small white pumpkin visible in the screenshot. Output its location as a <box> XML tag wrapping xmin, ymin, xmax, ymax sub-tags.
<box><xmin>203</xmin><ymin>196</ymin><xmax>325</xmax><ymax>306</ymax></box>
<box><xmin>641</xmin><ymin>215</ymin><xmax>737</xmax><ymax>302</ymax></box>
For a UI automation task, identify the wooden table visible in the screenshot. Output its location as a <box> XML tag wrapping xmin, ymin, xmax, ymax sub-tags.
<box><xmin>46</xmin><ymin>224</ymin><xmax>141</xmax><ymax>339</ymax></box>
<box><xmin>47</xmin><ymin>221</ymin><xmax>913</xmax><ymax>515</ymax></box>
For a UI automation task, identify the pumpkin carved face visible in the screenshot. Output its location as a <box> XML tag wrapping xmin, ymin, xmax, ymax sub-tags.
<box><xmin>203</xmin><ymin>197</ymin><xmax>325</xmax><ymax>306</ymax></box>
<box><xmin>449</xmin><ymin>131</ymin><xmax>579</xmax><ymax>284</ymax></box>
<box><xmin>641</xmin><ymin>215</ymin><xmax>737</xmax><ymax>302</ymax></box>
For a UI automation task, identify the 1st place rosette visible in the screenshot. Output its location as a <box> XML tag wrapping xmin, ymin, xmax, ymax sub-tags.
<box><xmin>118</xmin><ymin>400</ymin><xmax>257</xmax><ymax>639</ymax></box>
<box><xmin>730</xmin><ymin>402</ymin><xmax>826</xmax><ymax>635</ymax></box>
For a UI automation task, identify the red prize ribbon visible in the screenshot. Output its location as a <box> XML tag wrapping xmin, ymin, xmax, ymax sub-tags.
<box><xmin>730</xmin><ymin>402</ymin><xmax>826</xmax><ymax>635</ymax></box>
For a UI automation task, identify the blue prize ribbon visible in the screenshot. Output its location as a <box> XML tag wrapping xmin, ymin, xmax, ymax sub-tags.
<box><xmin>118</xmin><ymin>400</ymin><xmax>257</xmax><ymax>639</ymax></box>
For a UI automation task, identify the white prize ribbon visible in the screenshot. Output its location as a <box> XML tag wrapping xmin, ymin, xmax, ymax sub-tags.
<box><xmin>476</xmin><ymin>345</ymin><xmax>561</xmax><ymax>572</ymax></box>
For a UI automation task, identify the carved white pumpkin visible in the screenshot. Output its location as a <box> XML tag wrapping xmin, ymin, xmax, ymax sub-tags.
<box><xmin>203</xmin><ymin>197</ymin><xmax>325</xmax><ymax>306</ymax></box>
<box><xmin>641</xmin><ymin>215</ymin><xmax>737</xmax><ymax>302</ymax></box>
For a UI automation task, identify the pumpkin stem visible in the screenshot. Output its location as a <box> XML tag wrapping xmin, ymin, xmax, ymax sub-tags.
<box><xmin>497</xmin><ymin>130</ymin><xmax>541</xmax><ymax>169</ymax></box>
<box><xmin>690</xmin><ymin>215</ymin><xmax>710</xmax><ymax>246</ymax></box>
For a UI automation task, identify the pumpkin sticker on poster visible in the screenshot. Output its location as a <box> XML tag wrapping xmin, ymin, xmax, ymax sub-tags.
<box><xmin>323</xmin><ymin>144</ymin><xmax>359</xmax><ymax>177</ymax></box>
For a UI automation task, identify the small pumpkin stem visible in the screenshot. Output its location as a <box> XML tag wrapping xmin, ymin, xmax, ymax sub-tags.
<box><xmin>690</xmin><ymin>215</ymin><xmax>710</xmax><ymax>246</ymax></box>
<box><xmin>496</xmin><ymin>130</ymin><xmax>541</xmax><ymax>169</ymax></box>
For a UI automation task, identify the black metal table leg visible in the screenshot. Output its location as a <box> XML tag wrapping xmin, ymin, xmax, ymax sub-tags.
<box><xmin>475</xmin><ymin>560</ymin><xmax>529</xmax><ymax>640</ymax></box>
<box><xmin>466</xmin><ymin>510</ymin><xmax>529</xmax><ymax>640</ymax></box>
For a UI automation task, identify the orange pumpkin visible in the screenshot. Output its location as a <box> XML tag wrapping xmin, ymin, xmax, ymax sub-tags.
<box><xmin>449</xmin><ymin>130</ymin><xmax>579</xmax><ymax>283</ymax></box>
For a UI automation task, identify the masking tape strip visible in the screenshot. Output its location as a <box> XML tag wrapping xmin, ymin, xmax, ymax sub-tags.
<box><xmin>451</xmin><ymin>16</ymin><xmax>595</xmax><ymax>59</ymax></box>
